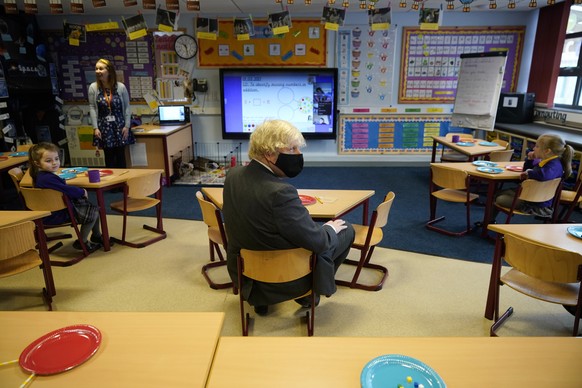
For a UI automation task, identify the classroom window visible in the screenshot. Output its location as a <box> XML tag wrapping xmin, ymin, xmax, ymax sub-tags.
<box><xmin>555</xmin><ymin>5</ymin><xmax>582</xmax><ymax>110</ymax></box>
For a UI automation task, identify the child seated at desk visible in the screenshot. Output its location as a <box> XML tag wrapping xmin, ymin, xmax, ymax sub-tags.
<box><xmin>28</xmin><ymin>142</ymin><xmax>105</xmax><ymax>253</ymax></box>
<box><xmin>490</xmin><ymin>133</ymin><xmax>574</xmax><ymax>222</ymax></box>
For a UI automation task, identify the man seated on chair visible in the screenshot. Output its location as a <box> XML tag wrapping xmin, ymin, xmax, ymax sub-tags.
<box><xmin>223</xmin><ymin>119</ymin><xmax>355</xmax><ymax>315</ymax></box>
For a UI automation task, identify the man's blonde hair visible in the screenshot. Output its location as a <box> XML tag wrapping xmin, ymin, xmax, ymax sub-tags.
<box><xmin>248</xmin><ymin>120</ymin><xmax>306</xmax><ymax>160</ymax></box>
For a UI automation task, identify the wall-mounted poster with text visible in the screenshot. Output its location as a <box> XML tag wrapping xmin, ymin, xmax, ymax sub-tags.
<box><xmin>399</xmin><ymin>26</ymin><xmax>525</xmax><ymax>104</ymax></box>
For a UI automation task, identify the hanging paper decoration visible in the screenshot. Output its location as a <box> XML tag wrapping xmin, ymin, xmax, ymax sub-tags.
<box><xmin>342</xmin><ymin>1</ymin><xmax>350</xmax><ymax>7</ymax></box>
<box><xmin>93</xmin><ymin>0</ymin><xmax>107</xmax><ymax>8</ymax></box>
<box><xmin>368</xmin><ymin>7</ymin><xmax>391</xmax><ymax>31</ymax></box>
<box><xmin>143</xmin><ymin>0</ymin><xmax>156</xmax><ymax>9</ymax></box>
<box><xmin>411</xmin><ymin>0</ymin><xmax>421</xmax><ymax>10</ymax></box>
<box><xmin>546</xmin><ymin>0</ymin><xmax>555</xmax><ymax>4</ymax></box>
<box><xmin>156</xmin><ymin>7</ymin><xmax>177</xmax><ymax>32</ymax></box>
<box><xmin>24</xmin><ymin>0</ymin><xmax>38</xmax><ymax>14</ymax></box>
<box><xmin>419</xmin><ymin>7</ymin><xmax>441</xmax><ymax>31</ymax></box>
<box><xmin>186</xmin><ymin>0</ymin><xmax>200</xmax><ymax>11</ymax></box>
<box><xmin>459</xmin><ymin>0</ymin><xmax>473</xmax><ymax>12</ymax></box>
<box><xmin>508</xmin><ymin>0</ymin><xmax>516</xmax><ymax>8</ymax></box>
<box><xmin>196</xmin><ymin>16</ymin><xmax>219</xmax><ymax>40</ymax></box>
<box><xmin>234</xmin><ymin>15</ymin><xmax>255</xmax><ymax>41</ymax></box>
<box><xmin>4</xmin><ymin>0</ymin><xmax>18</xmax><ymax>14</ymax></box>
<box><xmin>122</xmin><ymin>13</ymin><xmax>148</xmax><ymax>40</ymax></box>
<box><xmin>399</xmin><ymin>0</ymin><xmax>407</xmax><ymax>7</ymax></box>
<box><xmin>488</xmin><ymin>0</ymin><xmax>497</xmax><ymax>8</ymax></box>
<box><xmin>528</xmin><ymin>0</ymin><xmax>537</xmax><ymax>7</ymax></box>
<box><xmin>166</xmin><ymin>0</ymin><xmax>179</xmax><ymax>11</ymax></box>
<box><xmin>71</xmin><ymin>0</ymin><xmax>85</xmax><ymax>13</ymax></box>
<box><xmin>359</xmin><ymin>0</ymin><xmax>367</xmax><ymax>8</ymax></box>
<box><xmin>124</xmin><ymin>0</ymin><xmax>138</xmax><ymax>6</ymax></box>
<box><xmin>322</xmin><ymin>5</ymin><xmax>346</xmax><ymax>31</ymax></box>
<box><xmin>446</xmin><ymin>0</ymin><xmax>455</xmax><ymax>9</ymax></box>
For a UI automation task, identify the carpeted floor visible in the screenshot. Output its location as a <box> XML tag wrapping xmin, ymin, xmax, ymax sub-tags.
<box><xmin>1</xmin><ymin>216</ymin><xmax>577</xmax><ymax>337</ymax></box>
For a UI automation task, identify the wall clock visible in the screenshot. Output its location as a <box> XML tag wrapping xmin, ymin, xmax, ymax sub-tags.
<box><xmin>174</xmin><ymin>34</ymin><xmax>198</xmax><ymax>59</ymax></box>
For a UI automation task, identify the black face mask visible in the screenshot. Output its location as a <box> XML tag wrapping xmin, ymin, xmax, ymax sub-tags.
<box><xmin>275</xmin><ymin>153</ymin><xmax>304</xmax><ymax>178</ymax></box>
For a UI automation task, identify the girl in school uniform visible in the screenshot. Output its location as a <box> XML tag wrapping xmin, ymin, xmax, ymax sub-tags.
<box><xmin>491</xmin><ymin>133</ymin><xmax>574</xmax><ymax>221</ymax></box>
<box><xmin>28</xmin><ymin>142</ymin><xmax>104</xmax><ymax>253</ymax></box>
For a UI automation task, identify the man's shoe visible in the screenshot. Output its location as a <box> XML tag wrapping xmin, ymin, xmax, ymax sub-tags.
<box><xmin>72</xmin><ymin>240</ymin><xmax>102</xmax><ymax>253</ymax></box>
<box><xmin>253</xmin><ymin>305</ymin><xmax>268</xmax><ymax>316</ymax></box>
<box><xmin>90</xmin><ymin>235</ymin><xmax>114</xmax><ymax>246</ymax></box>
<box><xmin>294</xmin><ymin>294</ymin><xmax>320</xmax><ymax>308</ymax></box>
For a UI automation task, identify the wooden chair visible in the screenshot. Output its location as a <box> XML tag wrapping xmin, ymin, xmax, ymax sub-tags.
<box><xmin>336</xmin><ymin>192</ymin><xmax>395</xmax><ymax>291</ymax></box>
<box><xmin>20</xmin><ymin>187</ymin><xmax>89</xmax><ymax>266</ymax></box>
<box><xmin>237</xmin><ymin>248</ymin><xmax>316</xmax><ymax>336</ymax></box>
<box><xmin>8</xmin><ymin>167</ymin><xmax>25</xmax><ymax>208</ymax></box>
<box><xmin>558</xmin><ymin>174</ymin><xmax>582</xmax><ymax>223</ymax></box>
<box><xmin>489</xmin><ymin>233</ymin><xmax>582</xmax><ymax>336</ymax></box>
<box><xmin>427</xmin><ymin>164</ymin><xmax>480</xmax><ymax>236</ymax></box>
<box><xmin>196</xmin><ymin>191</ymin><xmax>232</xmax><ymax>290</ymax></box>
<box><xmin>0</xmin><ymin>221</ymin><xmax>54</xmax><ymax>310</ymax></box>
<box><xmin>487</xmin><ymin>149</ymin><xmax>514</xmax><ymax>162</ymax></box>
<box><xmin>440</xmin><ymin>133</ymin><xmax>474</xmax><ymax>162</ymax></box>
<box><xmin>110</xmin><ymin>171</ymin><xmax>166</xmax><ymax>248</ymax></box>
<box><xmin>494</xmin><ymin>177</ymin><xmax>563</xmax><ymax>224</ymax></box>
<box><xmin>16</xmin><ymin>144</ymin><xmax>33</xmax><ymax>153</ymax></box>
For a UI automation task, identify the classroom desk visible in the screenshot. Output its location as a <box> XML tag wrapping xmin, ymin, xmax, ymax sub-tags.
<box><xmin>0</xmin><ymin>154</ymin><xmax>27</xmax><ymax>173</ymax></box>
<box><xmin>201</xmin><ymin>187</ymin><xmax>375</xmax><ymax>225</ymax></box>
<box><xmin>0</xmin><ymin>211</ymin><xmax>55</xmax><ymax>298</ymax></box>
<box><xmin>484</xmin><ymin>223</ymin><xmax>582</xmax><ymax>320</ymax></box>
<box><xmin>206</xmin><ymin>336</ymin><xmax>582</xmax><ymax>387</ymax></box>
<box><xmin>431</xmin><ymin>136</ymin><xmax>507</xmax><ymax>163</ymax></box>
<box><xmin>127</xmin><ymin>123</ymin><xmax>193</xmax><ymax>187</ymax></box>
<box><xmin>0</xmin><ymin>311</ymin><xmax>224</xmax><ymax>387</ymax></box>
<box><xmin>20</xmin><ymin>168</ymin><xmax>163</xmax><ymax>252</ymax></box>
<box><xmin>434</xmin><ymin>162</ymin><xmax>524</xmax><ymax>237</ymax></box>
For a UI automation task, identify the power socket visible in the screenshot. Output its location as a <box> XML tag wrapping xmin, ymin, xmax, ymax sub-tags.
<box><xmin>193</xmin><ymin>78</ymin><xmax>208</xmax><ymax>93</ymax></box>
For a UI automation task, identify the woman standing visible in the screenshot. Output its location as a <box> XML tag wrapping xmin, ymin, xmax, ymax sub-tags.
<box><xmin>89</xmin><ymin>58</ymin><xmax>135</xmax><ymax>168</ymax></box>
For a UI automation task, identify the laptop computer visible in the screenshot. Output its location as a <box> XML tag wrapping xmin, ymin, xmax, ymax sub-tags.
<box><xmin>158</xmin><ymin>105</ymin><xmax>190</xmax><ymax>125</ymax></box>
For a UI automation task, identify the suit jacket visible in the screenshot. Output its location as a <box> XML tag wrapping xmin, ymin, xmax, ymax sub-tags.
<box><xmin>223</xmin><ymin>160</ymin><xmax>338</xmax><ymax>306</ymax></box>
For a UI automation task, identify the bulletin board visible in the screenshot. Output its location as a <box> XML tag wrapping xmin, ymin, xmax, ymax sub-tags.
<box><xmin>46</xmin><ymin>31</ymin><xmax>155</xmax><ymax>102</ymax></box>
<box><xmin>399</xmin><ymin>26</ymin><xmax>525</xmax><ymax>104</ymax></box>
<box><xmin>339</xmin><ymin>115</ymin><xmax>451</xmax><ymax>155</ymax></box>
<box><xmin>197</xmin><ymin>19</ymin><xmax>326</xmax><ymax>67</ymax></box>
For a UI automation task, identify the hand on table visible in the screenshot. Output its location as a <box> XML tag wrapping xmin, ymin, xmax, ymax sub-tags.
<box><xmin>325</xmin><ymin>219</ymin><xmax>348</xmax><ymax>234</ymax></box>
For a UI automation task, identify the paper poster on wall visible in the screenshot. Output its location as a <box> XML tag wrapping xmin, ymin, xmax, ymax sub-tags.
<box><xmin>337</xmin><ymin>26</ymin><xmax>396</xmax><ymax>110</ymax></box>
<box><xmin>339</xmin><ymin>115</ymin><xmax>451</xmax><ymax>154</ymax></box>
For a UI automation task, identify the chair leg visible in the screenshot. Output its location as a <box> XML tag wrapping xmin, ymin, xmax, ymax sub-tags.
<box><xmin>201</xmin><ymin>261</ymin><xmax>233</xmax><ymax>290</ymax></box>
<box><xmin>306</xmin><ymin>292</ymin><xmax>315</xmax><ymax>336</ymax></box>
<box><xmin>490</xmin><ymin>306</ymin><xmax>514</xmax><ymax>337</ymax></box>
<box><xmin>335</xmin><ymin>247</ymin><xmax>389</xmax><ymax>291</ymax></box>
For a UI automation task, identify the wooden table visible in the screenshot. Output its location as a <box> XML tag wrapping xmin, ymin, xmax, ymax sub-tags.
<box><xmin>0</xmin><ymin>211</ymin><xmax>55</xmax><ymax>298</ymax></box>
<box><xmin>434</xmin><ymin>162</ymin><xmax>524</xmax><ymax>237</ymax></box>
<box><xmin>128</xmin><ymin>123</ymin><xmax>193</xmax><ymax>187</ymax></box>
<box><xmin>431</xmin><ymin>136</ymin><xmax>507</xmax><ymax>163</ymax></box>
<box><xmin>202</xmin><ymin>187</ymin><xmax>375</xmax><ymax>225</ymax></box>
<box><xmin>0</xmin><ymin>154</ymin><xmax>27</xmax><ymax>173</ymax></box>
<box><xmin>484</xmin><ymin>223</ymin><xmax>582</xmax><ymax>320</ymax></box>
<box><xmin>207</xmin><ymin>336</ymin><xmax>582</xmax><ymax>387</ymax></box>
<box><xmin>0</xmin><ymin>311</ymin><xmax>224</xmax><ymax>387</ymax></box>
<box><xmin>21</xmin><ymin>168</ymin><xmax>164</xmax><ymax>251</ymax></box>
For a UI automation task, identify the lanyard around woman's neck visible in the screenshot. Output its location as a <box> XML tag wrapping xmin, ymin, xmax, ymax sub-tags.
<box><xmin>104</xmin><ymin>88</ymin><xmax>112</xmax><ymax>112</ymax></box>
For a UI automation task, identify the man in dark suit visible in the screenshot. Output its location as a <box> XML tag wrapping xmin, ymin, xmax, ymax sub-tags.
<box><xmin>223</xmin><ymin>120</ymin><xmax>355</xmax><ymax>315</ymax></box>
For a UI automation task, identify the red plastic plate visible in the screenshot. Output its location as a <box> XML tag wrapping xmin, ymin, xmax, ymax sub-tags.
<box><xmin>19</xmin><ymin>324</ymin><xmax>101</xmax><ymax>375</ymax></box>
<box><xmin>84</xmin><ymin>169</ymin><xmax>114</xmax><ymax>177</ymax></box>
<box><xmin>505</xmin><ymin>165</ymin><xmax>523</xmax><ymax>172</ymax></box>
<box><xmin>299</xmin><ymin>195</ymin><xmax>317</xmax><ymax>206</ymax></box>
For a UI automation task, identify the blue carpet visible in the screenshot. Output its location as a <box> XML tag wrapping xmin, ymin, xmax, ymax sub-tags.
<box><xmin>96</xmin><ymin>166</ymin><xmax>582</xmax><ymax>264</ymax></box>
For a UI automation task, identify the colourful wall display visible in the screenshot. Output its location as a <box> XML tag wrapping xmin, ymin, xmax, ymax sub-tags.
<box><xmin>46</xmin><ymin>31</ymin><xmax>155</xmax><ymax>102</ymax></box>
<box><xmin>399</xmin><ymin>26</ymin><xmax>525</xmax><ymax>104</ymax></box>
<box><xmin>197</xmin><ymin>19</ymin><xmax>326</xmax><ymax>67</ymax></box>
<box><xmin>337</xmin><ymin>26</ymin><xmax>397</xmax><ymax>109</ymax></box>
<box><xmin>339</xmin><ymin>115</ymin><xmax>451</xmax><ymax>154</ymax></box>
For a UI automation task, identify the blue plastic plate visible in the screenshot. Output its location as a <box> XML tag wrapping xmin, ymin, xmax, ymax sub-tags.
<box><xmin>567</xmin><ymin>226</ymin><xmax>582</xmax><ymax>239</ymax></box>
<box><xmin>472</xmin><ymin>161</ymin><xmax>498</xmax><ymax>167</ymax></box>
<box><xmin>62</xmin><ymin>167</ymin><xmax>89</xmax><ymax>174</ymax></box>
<box><xmin>9</xmin><ymin>152</ymin><xmax>28</xmax><ymax>157</ymax></box>
<box><xmin>479</xmin><ymin>141</ymin><xmax>499</xmax><ymax>147</ymax></box>
<box><xmin>361</xmin><ymin>354</ymin><xmax>446</xmax><ymax>388</ymax></box>
<box><xmin>456</xmin><ymin>141</ymin><xmax>475</xmax><ymax>147</ymax></box>
<box><xmin>57</xmin><ymin>172</ymin><xmax>77</xmax><ymax>180</ymax></box>
<box><xmin>476</xmin><ymin>166</ymin><xmax>504</xmax><ymax>174</ymax></box>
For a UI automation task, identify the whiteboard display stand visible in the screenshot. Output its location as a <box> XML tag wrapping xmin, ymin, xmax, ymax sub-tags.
<box><xmin>451</xmin><ymin>52</ymin><xmax>507</xmax><ymax>132</ymax></box>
